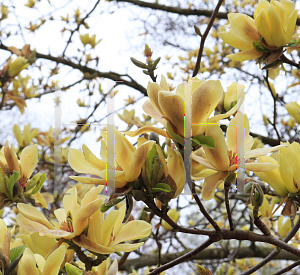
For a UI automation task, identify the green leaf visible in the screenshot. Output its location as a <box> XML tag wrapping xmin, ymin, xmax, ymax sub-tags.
<box><xmin>152</xmin><ymin>183</ymin><xmax>171</xmax><ymax>193</ymax></box>
<box><xmin>130</xmin><ymin>57</ymin><xmax>148</xmax><ymax>69</ymax></box>
<box><xmin>5</xmin><ymin>170</ymin><xmax>21</xmax><ymax>200</ymax></box>
<box><xmin>10</xmin><ymin>245</ymin><xmax>27</xmax><ymax>263</ymax></box>
<box><xmin>194</xmin><ymin>25</ymin><xmax>202</xmax><ymax>37</ymax></box>
<box><xmin>152</xmin><ymin>57</ymin><xmax>161</xmax><ymax>69</ymax></box>
<box><xmin>25</xmin><ymin>173</ymin><xmax>41</xmax><ymax>192</ymax></box>
<box><xmin>192</xmin><ymin>135</ymin><xmax>215</xmax><ymax>149</ymax></box>
<box><xmin>253</xmin><ymin>41</ymin><xmax>269</xmax><ymax>53</ymax></box>
<box><xmin>166</xmin><ymin>121</ymin><xmax>184</xmax><ymax>146</ymax></box>
<box><xmin>29</xmin><ymin>172</ymin><xmax>46</xmax><ymax>195</ymax></box>
<box><xmin>100</xmin><ymin>197</ymin><xmax>125</xmax><ymax>212</ymax></box>
<box><xmin>287</xmin><ymin>38</ymin><xmax>300</xmax><ymax>47</ymax></box>
<box><xmin>142</xmin><ymin>70</ymin><xmax>150</xmax><ymax>75</ymax></box>
<box><xmin>65</xmin><ymin>263</ymin><xmax>84</xmax><ymax>275</ymax></box>
<box><xmin>147</xmin><ymin>144</ymin><xmax>157</xmax><ymax>182</ymax></box>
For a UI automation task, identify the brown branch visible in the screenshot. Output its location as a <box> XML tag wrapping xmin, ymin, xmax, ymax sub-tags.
<box><xmin>273</xmin><ymin>260</ymin><xmax>300</xmax><ymax>275</ymax></box>
<box><xmin>192</xmin><ymin>0</ymin><xmax>224</xmax><ymax>77</ymax></box>
<box><xmin>113</xmin><ymin>0</ymin><xmax>300</xmax><ymax>25</ymax></box>
<box><xmin>119</xmin><ymin>246</ymin><xmax>300</xmax><ymax>272</ymax></box>
<box><xmin>0</xmin><ymin>43</ymin><xmax>147</xmax><ymax>97</ymax></box>
<box><xmin>281</xmin><ymin>54</ymin><xmax>300</xmax><ymax>69</ymax></box>
<box><xmin>148</xmin><ymin>237</ymin><xmax>218</xmax><ymax>275</ymax></box>
<box><xmin>224</xmin><ymin>180</ymin><xmax>234</xmax><ymax>231</ymax></box>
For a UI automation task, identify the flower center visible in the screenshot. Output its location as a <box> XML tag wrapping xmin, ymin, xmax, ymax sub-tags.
<box><xmin>60</xmin><ymin>220</ymin><xmax>74</xmax><ymax>232</ymax></box>
<box><xmin>228</xmin><ymin>150</ymin><xmax>237</xmax><ymax>167</ymax></box>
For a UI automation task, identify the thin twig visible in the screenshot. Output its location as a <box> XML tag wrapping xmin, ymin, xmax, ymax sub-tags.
<box><xmin>272</xmin><ymin>260</ymin><xmax>300</xmax><ymax>275</ymax></box>
<box><xmin>192</xmin><ymin>0</ymin><xmax>224</xmax><ymax>76</ymax></box>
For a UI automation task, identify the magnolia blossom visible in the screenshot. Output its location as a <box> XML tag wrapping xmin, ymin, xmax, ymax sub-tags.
<box><xmin>17</xmin><ymin>246</ymin><xmax>66</xmax><ymax>275</ymax></box>
<box><xmin>218</xmin><ymin>0</ymin><xmax>298</xmax><ymax>61</ymax></box>
<box><xmin>125</xmin><ymin>76</ymin><xmax>240</xmax><ymax>139</ymax></box>
<box><xmin>68</xmin><ymin>127</ymin><xmax>155</xmax><ymax>189</ymax></box>
<box><xmin>73</xmin><ymin>204</ymin><xmax>152</xmax><ymax>254</ymax></box>
<box><xmin>16</xmin><ymin>186</ymin><xmax>107</xmax><ymax>243</ymax></box>
<box><xmin>191</xmin><ymin>112</ymin><xmax>287</xmax><ymax>200</ymax></box>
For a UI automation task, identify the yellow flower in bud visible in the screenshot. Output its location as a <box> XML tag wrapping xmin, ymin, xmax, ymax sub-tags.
<box><xmin>192</xmin><ymin>112</ymin><xmax>287</xmax><ymax>200</ymax></box>
<box><xmin>218</xmin><ymin>0</ymin><xmax>298</xmax><ymax>61</ymax></box>
<box><xmin>268</xmin><ymin>68</ymin><xmax>280</xmax><ymax>80</ymax></box>
<box><xmin>125</xmin><ymin>75</ymin><xmax>239</xmax><ymax>139</ymax></box>
<box><xmin>13</xmin><ymin>123</ymin><xmax>39</xmax><ymax>147</ymax></box>
<box><xmin>73</xmin><ymin>204</ymin><xmax>152</xmax><ymax>254</ymax></box>
<box><xmin>263</xmin><ymin>114</ymin><xmax>269</xmax><ymax>126</ymax></box>
<box><xmin>8</xmin><ymin>56</ymin><xmax>29</xmax><ymax>76</ymax></box>
<box><xmin>161</xmin><ymin>209</ymin><xmax>180</xmax><ymax>231</ymax></box>
<box><xmin>16</xmin><ymin>186</ymin><xmax>104</xmax><ymax>240</ymax></box>
<box><xmin>287</xmin><ymin>117</ymin><xmax>296</xmax><ymax>128</ymax></box>
<box><xmin>223</xmin><ymin>82</ymin><xmax>245</xmax><ymax>112</ymax></box>
<box><xmin>286</xmin><ymin>102</ymin><xmax>300</xmax><ymax>123</ymax></box>
<box><xmin>17</xmin><ymin>246</ymin><xmax>66</xmax><ymax>275</ymax></box>
<box><xmin>254</xmin><ymin>0</ymin><xmax>298</xmax><ymax>48</ymax></box>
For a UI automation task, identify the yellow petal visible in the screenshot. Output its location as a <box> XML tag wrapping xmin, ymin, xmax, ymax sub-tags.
<box><xmin>73</xmin><ymin>234</ymin><xmax>114</xmax><ymax>254</ymax></box>
<box><xmin>82</xmin><ymin>144</ymin><xmax>106</xmax><ymax>170</ymax></box>
<box><xmin>81</xmin><ymin>185</ymin><xmax>104</xmax><ymax>207</ymax></box>
<box><xmin>142</xmin><ymin>99</ymin><xmax>167</xmax><ymax>126</ymax></box>
<box><xmin>126</xmin><ymin>141</ymin><xmax>155</xmax><ymax>182</ymax></box>
<box><xmin>147</xmin><ymin>81</ymin><xmax>165</xmax><ymax>115</ymax></box>
<box><xmin>99</xmin><ymin>210</ymin><xmax>118</xmax><ymax>246</ymax></box>
<box><xmin>110</xmin><ymin>242</ymin><xmax>144</xmax><ymax>252</ymax></box>
<box><xmin>226</xmin><ymin>49</ymin><xmax>263</xmax><ymax>61</ymax></box>
<box><xmin>191</xmin><ymin>153</ymin><xmax>218</xmax><ymax>171</ymax></box>
<box><xmin>245</xmin><ymin>144</ymin><xmax>287</xmax><ymax>160</ymax></box>
<box><xmin>17</xmin><ymin>203</ymin><xmax>55</xmax><ymax>229</ymax></box>
<box><xmin>43</xmin><ymin>245</ymin><xmax>66</xmax><ymax>275</ymax></box>
<box><xmin>30</xmin><ymin>232</ymin><xmax>57</xmax><ymax>258</ymax></box>
<box><xmin>16</xmin><ymin>214</ymin><xmax>52</xmax><ymax>235</ymax></box>
<box><xmin>0</xmin><ymin>219</ymin><xmax>7</xmax><ymax>250</ymax></box>
<box><xmin>268</xmin><ymin>5</ymin><xmax>286</xmax><ymax>47</ymax></box>
<box><xmin>73</xmin><ymin>198</ymin><xmax>103</xmax><ymax>236</ymax></box>
<box><xmin>68</xmin><ymin>148</ymin><xmax>102</xmax><ymax>176</ymax></box>
<box><xmin>255</xmin><ymin>9</ymin><xmax>275</xmax><ymax>47</ymax></box>
<box><xmin>191</xmin><ymin>80</ymin><xmax>223</xmax><ymax>136</ymax></box>
<box><xmin>124</xmin><ymin>126</ymin><xmax>169</xmax><ymax>138</ymax></box>
<box><xmin>158</xmin><ymin>90</ymin><xmax>185</xmax><ymax>137</ymax></box>
<box><xmin>254</xmin><ymin>156</ymin><xmax>288</xmax><ymax>196</ymax></box>
<box><xmin>204</xmin><ymin>125</ymin><xmax>230</xmax><ymax>171</ymax></box>
<box><xmin>229</xmin><ymin>13</ymin><xmax>260</xmax><ymax>43</ymax></box>
<box><xmin>63</xmin><ymin>187</ymin><xmax>80</xmax><ymax>219</ymax></box>
<box><xmin>202</xmin><ymin>171</ymin><xmax>229</xmax><ymax>200</ymax></box>
<box><xmin>111</xmin><ymin>220</ymin><xmax>152</xmax><ymax>245</ymax></box>
<box><xmin>69</xmin><ymin>176</ymin><xmax>107</xmax><ymax>185</ymax></box>
<box><xmin>20</xmin><ymin>144</ymin><xmax>38</xmax><ymax>179</ymax></box>
<box><xmin>218</xmin><ymin>31</ymin><xmax>253</xmax><ymax>51</ymax></box>
<box><xmin>245</xmin><ymin>161</ymin><xmax>279</xmax><ymax>172</ymax></box>
<box><xmin>160</xmin><ymin>75</ymin><xmax>170</xmax><ymax>91</ymax></box>
<box><xmin>18</xmin><ymin>248</ymin><xmax>39</xmax><ymax>275</ymax></box>
<box><xmin>278</xmin><ymin>153</ymin><xmax>298</xmax><ymax>193</ymax></box>
<box><xmin>4</xmin><ymin>141</ymin><xmax>20</xmax><ymax>173</ymax></box>
<box><xmin>286</xmin><ymin>102</ymin><xmax>300</xmax><ymax>123</ymax></box>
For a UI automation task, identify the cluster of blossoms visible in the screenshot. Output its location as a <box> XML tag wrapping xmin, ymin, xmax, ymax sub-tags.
<box><xmin>0</xmin><ymin>0</ymin><xmax>299</xmax><ymax>274</ymax></box>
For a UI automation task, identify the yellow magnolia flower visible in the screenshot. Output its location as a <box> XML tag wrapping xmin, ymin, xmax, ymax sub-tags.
<box><xmin>161</xmin><ymin>209</ymin><xmax>180</xmax><ymax>231</ymax></box>
<box><xmin>8</xmin><ymin>56</ymin><xmax>29</xmax><ymax>76</ymax></box>
<box><xmin>80</xmin><ymin>34</ymin><xmax>102</xmax><ymax>48</ymax></box>
<box><xmin>125</xmin><ymin>76</ymin><xmax>239</xmax><ymax>139</ymax></box>
<box><xmin>223</xmin><ymin>82</ymin><xmax>245</xmax><ymax>112</ymax></box>
<box><xmin>73</xmin><ymin>204</ymin><xmax>152</xmax><ymax>254</ymax></box>
<box><xmin>13</xmin><ymin>123</ymin><xmax>39</xmax><ymax>147</ymax></box>
<box><xmin>17</xmin><ymin>246</ymin><xmax>66</xmax><ymax>275</ymax></box>
<box><xmin>16</xmin><ymin>186</ymin><xmax>104</xmax><ymax>240</ymax></box>
<box><xmin>191</xmin><ymin>112</ymin><xmax>286</xmax><ymax>200</ymax></box>
<box><xmin>286</xmin><ymin>102</ymin><xmax>300</xmax><ymax>123</ymax></box>
<box><xmin>218</xmin><ymin>0</ymin><xmax>298</xmax><ymax>61</ymax></box>
<box><xmin>0</xmin><ymin>218</ymin><xmax>12</xmax><ymax>269</ymax></box>
<box><xmin>68</xmin><ymin>127</ymin><xmax>155</xmax><ymax>189</ymax></box>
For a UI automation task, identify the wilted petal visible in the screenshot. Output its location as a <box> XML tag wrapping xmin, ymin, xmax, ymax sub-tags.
<box><xmin>202</xmin><ymin>171</ymin><xmax>229</xmax><ymax>200</ymax></box>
